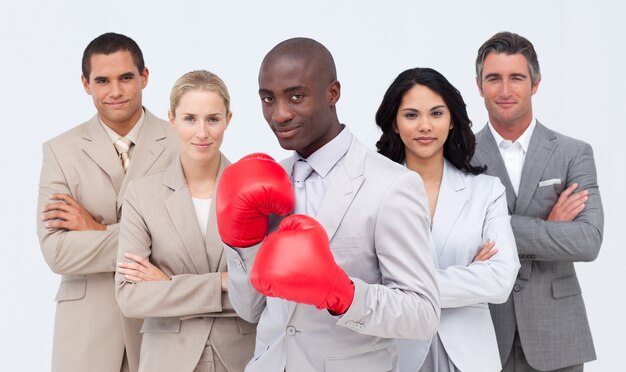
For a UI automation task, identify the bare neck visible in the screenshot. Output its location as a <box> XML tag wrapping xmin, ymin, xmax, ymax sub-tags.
<box><xmin>180</xmin><ymin>154</ymin><xmax>221</xmax><ymax>198</ymax></box>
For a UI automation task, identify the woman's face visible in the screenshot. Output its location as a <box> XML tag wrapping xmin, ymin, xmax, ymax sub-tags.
<box><xmin>169</xmin><ymin>89</ymin><xmax>231</xmax><ymax>163</ymax></box>
<box><xmin>395</xmin><ymin>84</ymin><xmax>452</xmax><ymax>164</ymax></box>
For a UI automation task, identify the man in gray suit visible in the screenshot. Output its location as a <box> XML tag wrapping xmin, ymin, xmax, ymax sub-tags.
<box><xmin>37</xmin><ymin>33</ymin><xmax>178</xmax><ymax>372</ymax></box>
<box><xmin>472</xmin><ymin>31</ymin><xmax>603</xmax><ymax>371</ymax></box>
<box><xmin>218</xmin><ymin>37</ymin><xmax>440</xmax><ymax>371</ymax></box>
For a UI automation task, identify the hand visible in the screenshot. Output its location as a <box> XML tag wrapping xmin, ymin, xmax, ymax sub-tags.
<box><xmin>216</xmin><ymin>153</ymin><xmax>294</xmax><ymax>247</ymax></box>
<box><xmin>251</xmin><ymin>214</ymin><xmax>355</xmax><ymax>315</ymax></box>
<box><xmin>117</xmin><ymin>252</ymin><xmax>170</xmax><ymax>282</ymax></box>
<box><xmin>42</xmin><ymin>193</ymin><xmax>106</xmax><ymax>231</ymax></box>
<box><xmin>547</xmin><ymin>183</ymin><xmax>589</xmax><ymax>222</ymax></box>
<box><xmin>472</xmin><ymin>241</ymin><xmax>498</xmax><ymax>262</ymax></box>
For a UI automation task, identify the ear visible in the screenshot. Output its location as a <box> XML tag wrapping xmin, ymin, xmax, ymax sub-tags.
<box><xmin>225</xmin><ymin>111</ymin><xmax>233</xmax><ymax>128</ymax></box>
<box><xmin>476</xmin><ymin>78</ymin><xmax>484</xmax><ymax>97</ymax></box>
<box><xmin>328</xmin><ymin>80</ymin><xmax>341</xmax><ymax>106</ymax></box>
<box><xmin>81</xmin><ymin>75</ymin><xmax>91</xmax><ymax>95</ymax></box>
<box><xmin>140</xmin><ymin>67</ymin><xmax>149</xmax><ymax>89</ymax></box>
<box><xmin>531</xmin><ymin>77</ymin><xmax>541</xmax><ymax>95</ymax></box>
<box><xmin>392</xmin><ymin>120</ymin><xmax>399</xmax><ymax>134</ymax></box>
<box><xmin>168</xmin><ymin>110</ymin><xmax>175</xmax><ymax>128</ymax></box>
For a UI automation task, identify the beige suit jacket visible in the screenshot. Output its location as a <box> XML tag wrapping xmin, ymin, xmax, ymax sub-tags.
<box><xmin>115</xmin><ymin>156</ymin><xmax>256</xmax><ymax>372</ymax></box>
<box><xmin>37</xmin><ymin>109</ymin><xmax>179</xmax><ymax>372</ymax></box>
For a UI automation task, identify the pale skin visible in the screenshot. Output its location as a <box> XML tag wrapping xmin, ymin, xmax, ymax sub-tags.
<box><xmin>477</xmin><ymin>52</ymin><xmax>587</xmax><ymax>222</ymax></box>
<box><xmin>117</xmin><ymin>89</ymin><xmax>231</xmax><ymax>291</ymax></box>
<box><xmin>396</xmin><ymin>84</ymin><xmax>497</xmax><ymax>263</ymax></box>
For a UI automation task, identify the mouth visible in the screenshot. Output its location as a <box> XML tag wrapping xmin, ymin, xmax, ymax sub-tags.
<box><xmin>105</xmin><ymin>100</ymin><xmax>129</xmax><ymax>108</ymax></box>
<box><xmin>192</xmin><ymin>142</ymin><xmax>213</xmax><ymax>150</ymax></box>
<box><xmin>496</xmin><ymin>100</ymin><xmax>517</xmax><ymax>108</ymax></box>
<box><xmin>415</xmin><ymin>137</ymin><xmax>436</xmax><ymax>144</ymax></box>
<box><xmin>274</xmin><ymin>125</ymin><xmax>301</xmax><ymax>140</ymax></box>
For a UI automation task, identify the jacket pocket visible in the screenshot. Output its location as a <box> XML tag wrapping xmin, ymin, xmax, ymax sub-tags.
<box><xmin>325</xmin><ymin>347</ymin><xmax>393</xmax><ymax>372</ymax></box>
<box><xmin>552</xmin><ymin>275</ymin><xmax>582</xmax><ymax>299</ymax></box>
<box><xmin>55</xmin><ymin>279</ymin><xmax>86</xmax><ymax>302</ymax></box>
<box><xmin>236</xmin><ymin>317</ymin><xmax>257</xmax><ymax>335</ymax></box>
<box><xmin>140</xmin><ymin>317</ymin><xmax>181</xmax><ymax>334</ymax></box>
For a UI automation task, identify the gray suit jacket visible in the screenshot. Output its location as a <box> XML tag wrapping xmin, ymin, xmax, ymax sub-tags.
<box><xmin>225</xmin><ymin>136</ymin><xmax>440</xmax><ymax>372</ymax></box>
<box><xmin>399</xmin><ymin>160</ymin><xmax>519</xmax><ymax>372</ymax></box>
<box><xmin>115</xmin><ymin>156</ymin><xmax>256</xmax><ymax>372</ymax></box>
<box><xmin>37</xmin><ymin>109</ymin><xmax>179</xmax><ymax>372</ymax></box>
<box><xmin>473</xmin><ymin>121</ymin><xmax>603</xmax><ymax>370</ymax></box>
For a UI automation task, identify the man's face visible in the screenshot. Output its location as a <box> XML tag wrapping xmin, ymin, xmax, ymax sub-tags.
<box><xmin>478</xmin><ymin>52</ymin><xmax>539</xmax><ymax>129</ymax></box>
<box><xmin>81</xmin><ymin>50</ymin><xmax>148</xmax><ymax>131</ymax></box>
<box><xmin>258</xmin><ymin>56</ymin><xmax>340</xmax><ymax>158</ymax></box>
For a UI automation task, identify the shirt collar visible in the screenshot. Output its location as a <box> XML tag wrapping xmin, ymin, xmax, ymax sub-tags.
<box><xmin>99</xmin><ymin>108</ymin><xmax>146</xmax><ymax>144</ymax></box>
<box><xmin>488</xmin><ymin>117</ymin><xmax>536</xmax><ymax>153</ymax></box>
<box><xmin>294</xmin><ymin>124</ymin><xmax>352</xmax><ymax>178</ymax></box>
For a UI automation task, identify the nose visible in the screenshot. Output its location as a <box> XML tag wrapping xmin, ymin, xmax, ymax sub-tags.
<box><xmin>196</xmin><ymin>122</ymin><xmax>209</xmax><ymax>139</ymax></box>
<box><xmin>109</xmin><ymin>80</ymin><xmax>123</xmax><ymax>98</ymax></box>
<box><xmin>271</xmin><ymin>100</ymin><xmax>295</xmax><ymax>125</ymax></box>
<box><xmin>417</xmin><ymin>117</ymin><xmax>432</xmax><ymax>133</ymax></box>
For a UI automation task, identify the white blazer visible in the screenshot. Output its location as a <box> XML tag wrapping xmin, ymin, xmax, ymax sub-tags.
<box><xmin>399</xmin><ymin>159</ymin><xmax>520</xmax><ymax>372</ymax></box>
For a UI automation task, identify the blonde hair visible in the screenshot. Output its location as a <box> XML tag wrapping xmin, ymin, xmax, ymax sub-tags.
<box><xmin>169</xmin><ymin>70</ymin><xmax>231</xmax><ymax>116</ymax></box>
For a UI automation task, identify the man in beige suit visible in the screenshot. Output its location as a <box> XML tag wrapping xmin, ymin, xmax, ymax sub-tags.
<box><xmin>37</xmin><ymin>32</ymin><xmax>178</xmax><ymax>372</ymax></box>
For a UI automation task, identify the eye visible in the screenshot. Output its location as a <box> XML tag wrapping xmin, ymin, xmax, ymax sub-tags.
<box><xmin>95</xmin><ymin>78</ymin><xmax>108</xmax><ymax>84</ymax></box>
<box><xmin>432</xmin><ymin>111</ymin><xmax>443</xmax><ymax>118</ymax></box>
<box><xmin>121</xmin><ymin>75</ymin><xmax>133</xmax><ymax>81</ymax></box>
<box><xmin>184</xmin><ymin>115</ymin><xmax>195</xmax><ymax>123</ymax></box>
<box><xmin>207</xmin><ymin>116</ymin><xmax>221</xmax><ymax>124</ymax></box>
<box><xmin>290</xmin><ymin>94</ymin><xmax>304</xmax><ymax>102</ymax></box>
<box><xmin>261</xmin><ymin>96</ymin><xmax>274</xmax><ymax>103</ymax></box>
<box><xmin>403</xmin><ymin>112</ymin><xmax>417</xmax><ymax>119</ymax></box>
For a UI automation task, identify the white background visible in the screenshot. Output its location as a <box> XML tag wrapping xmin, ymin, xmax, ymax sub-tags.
<box><xmin>1</xmin><ymin>0</ymin><xmax>624</xmax><ymax>370</ymax></box>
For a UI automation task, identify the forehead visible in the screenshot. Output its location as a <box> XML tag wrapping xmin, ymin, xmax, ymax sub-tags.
<box><xmin>259</xmin><ymin>55</ymin><xmax>318</xmax><ymax>91</ymax></box>
<box><xmin>482</xmin><ymin>52</ymin><xmax>531</xmax><ymax>76</ymax></box>
<box><xmin>88</xmin><ymin>50</ymin><xmax>139</xmax><ymax>78</ymax></box>
<box><xmin>401</xmin><ymin>84</ymin><xmax>445</xmax><ymax>107</ymax></box>
<box><xmin>176</xmin><ymin>89</ymin><xmax>226</xmax><ymax>112</ymax></box>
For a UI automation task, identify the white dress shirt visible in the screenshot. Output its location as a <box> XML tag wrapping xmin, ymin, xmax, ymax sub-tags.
<box><xmin>100</xmin><ymin>108</ymin><xmax>146</xmax><ymax>159</ymax></box>
<box><xmin>488</xmin><ymin>118</ymin><xmax>536</xmax><ymax>195</ymax></box>
<box><xmin>191</xmin><ymin>197</ymin><xmax>212</xmax><ymax>239</ymax></box>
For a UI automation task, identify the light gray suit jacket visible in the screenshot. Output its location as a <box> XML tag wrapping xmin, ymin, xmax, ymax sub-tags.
<box><xmin>37</xmin><ymin>109</ymin><xmax>179</xmax><ymax>372</ymax></box>
<box><xmin>115</xmin><ymin>156</ymin><xmax>256</xmax><ymax>372</ymax></box>
<box><xmin>398</xmin><ymin>160</ymin><xmax>520</xmax><ymax>372</ymax></box>
<box><xmin>224</xmin><ymin>136</ymin><xmax>440</xmax><ymax>372</ymax></box>
<box><xmin>473</xmin><ymin>121</ymin><xmax>603</xmax><ymax>370</ymax></box>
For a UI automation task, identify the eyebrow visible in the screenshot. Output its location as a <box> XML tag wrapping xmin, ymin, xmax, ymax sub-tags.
<box><xmin>92</xmin><ymin>71</ymin><xmax>136</xmax><ymax>81</ymax></box>
<box><xmin>400</xmin><ymin>105</ymin><xmax>446</xmax><ymax>111</ymax></box>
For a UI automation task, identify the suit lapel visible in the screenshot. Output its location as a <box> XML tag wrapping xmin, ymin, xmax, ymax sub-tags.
<box><xmin>163</xmin><ymin>160</ymin><xmax>210</xmax><ymax>274</ymax></box>
<box><xmin>515</xmin><ymin>122</ymin><xmax>557</xmax><ymax>215</ymax></box>
<box><xmin>431</xmin><ymin>160</ymin><xmax>468</xmax><ymax>259</ymax></box>
<box><xmin>118</xmin><ymin>110</ymin><xmax>168</xmax><ymax>212</ymax></box>
<box><xmin>206</xmin><ymin>155</ymin><xmax>231</xmax><ymax>272</ymax></box>
<box><xmin>81</xmin><ymin>116</ymin><xmax>125</xmax><ymax>195</ymax></box>
<box><xmin>475</xmin><ymin>126</ymin><xmax>517</xmax><ymax>213</ymax></box>
<box><xmin>315</xmin><ymin>138</ymin><xmax>365</xmax><ymax>242</ymax></box>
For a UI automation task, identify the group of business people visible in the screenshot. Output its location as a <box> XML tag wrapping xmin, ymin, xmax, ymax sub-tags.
<box><xmin>37</xmin><ymin>30</ymin><xmax>603</xmax><ymax>372</ymax></box>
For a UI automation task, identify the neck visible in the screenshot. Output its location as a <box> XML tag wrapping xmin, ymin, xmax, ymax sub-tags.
<box><xmin>490</xmin><ymin>114</ymin><xmax>532</xmax><ymax>142</ymax></box>
<box><xmin>180</xmin><ymin>153</ymin><xmax>221</xmax><ymax>198</ymax></box>
<box><xmin>406</xmin><ymin>152</ymin><xmax>444</xmax><ymax>187</ymax></box>
<box><xmin>100</xmin><ymin>108</ymin><xmax>143</xmax><ymax>137</ymax></box>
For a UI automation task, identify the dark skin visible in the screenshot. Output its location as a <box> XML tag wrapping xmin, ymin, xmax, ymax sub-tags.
<box><xmin>258</xmin><ymin>38</ymin><xmax>342</xmax><ymax>158</ymax></box>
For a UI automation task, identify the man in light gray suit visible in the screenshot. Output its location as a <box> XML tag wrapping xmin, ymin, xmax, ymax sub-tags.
<box><xmin>472</xmin><ymin>31</ymin><xmax>603</xmax><ymax>371</ymax></box>
<box><xmin>218</xmin><ymin>38</ymin><xmax>440</xmax><ymax>371</ymax></box>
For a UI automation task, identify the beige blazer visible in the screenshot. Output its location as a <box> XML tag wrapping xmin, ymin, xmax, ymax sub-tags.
<box><xmin>37</xmin><ymin>109</ymin><xmax>179</xmax><ymax>372</ymax></box>
<box><xmin>115</xmin><ymin>156</ymin><xmax>256</xmax><ymax>372</ymax></box>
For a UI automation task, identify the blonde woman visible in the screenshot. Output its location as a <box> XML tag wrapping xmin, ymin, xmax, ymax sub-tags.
<box><xmin>115</xmin><ymin>70</ymin><xmax>256</xmax><ymax>372</ymax></box>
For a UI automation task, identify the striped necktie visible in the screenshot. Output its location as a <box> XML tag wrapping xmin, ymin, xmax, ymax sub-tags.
<box><xmin>114</xmin><ymin>137</ymin><xmax>133</xmax><ymax>172</ymax></box>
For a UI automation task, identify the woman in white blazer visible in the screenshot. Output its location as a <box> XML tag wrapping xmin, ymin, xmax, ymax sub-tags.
<box><xmin>115</xmin><ymin>70</ymin><xmax>255</xmax><ymax>372</ymax></box>
<box><xmin>376</xmin><ymin>68</ymin><xmax>520</xmax><ymax>372</ymax></box>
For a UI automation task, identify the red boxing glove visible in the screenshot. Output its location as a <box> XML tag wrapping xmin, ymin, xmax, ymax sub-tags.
<box><xmin>216</xmin><ymin>153</ymin><xmax>294</xmax><ymax>247</ymax></box>
<box><xmin>250</xmin><ymin>214</ymin><xmax>355</xmax><ymax>315</ymax></box>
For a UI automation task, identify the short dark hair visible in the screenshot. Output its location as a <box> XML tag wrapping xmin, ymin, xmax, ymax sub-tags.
<box><xmin>81</xmin><ymin>32</ymin><xmax>145</xmax><ymax>81</ymax></box>
<box><xmin>476</xmin><ymin>31</ymin><xmax>540</xmax><ymax>85</ymax></box>
<box><xmin>375</xmin><ymin>67</ymin><xmax>486</xmax><ymax>175</ymax></box>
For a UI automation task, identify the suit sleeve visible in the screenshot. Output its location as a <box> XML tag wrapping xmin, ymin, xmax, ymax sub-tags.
<box><xmin>37</xmin><ymin>142</ymin><xmax>119</xmax><ymax>275</ymax></box>
<box><xmin>223</xmin><ymin>244</ymin><xmax>267</xmax><ymax>323</ymax></box>
<box><xmin>437</xmin><ymin>179</ymin><xmax>520</xmax><ymax>308</ymax></box>
<box><xmin>336</xmin><ymin>172</ymin><xmax>440</xmax><ymax>340</ymax></box>
<box><xmin>511</xmin><ymin>143</ymin><xmax>603</xmax><ymax>262</ymax></box>
<box><xmin>115</xmin><ymin>183</ymin><xmax>233</xmax><ymax>319</ymax></box>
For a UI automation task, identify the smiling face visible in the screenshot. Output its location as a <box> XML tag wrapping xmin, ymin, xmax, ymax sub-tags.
<box><xmin>395</xmin><ymin>84</ymin><xmax>452</xmax><ymax>166</ymax></box>
<box><xmin>81</xmin><ymin>50</ymin><xmax>148</xmax><ymax>134</ymax></box>
<box><xmin>478</xmin><ymin>52</ymin><xmax>540</xmax><ymax>131</ymax></box>
<box><xmin>169</xmin><ymin>89</ymin><xmax>230</xmax><ymax>164</ymax></box>
<box><xmin>258</xmin><ymin>54</ymin><xmax>341</xmax><ymax>158</ymax></box>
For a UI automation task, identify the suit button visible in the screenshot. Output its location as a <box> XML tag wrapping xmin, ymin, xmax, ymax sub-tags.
<box><xmin>346</xmin><ymin>321</ymin><xmax>355</xmax><ymax>327</ymax></box>
<box><xmin>513</xmin><ymin>285</ymin><xmax>521</xmax><ymax>292</ymax></box>
<box><xmin>286</xmin><ymin>326</ymin><xmax>297</xmax><ymax>336</ymax></box>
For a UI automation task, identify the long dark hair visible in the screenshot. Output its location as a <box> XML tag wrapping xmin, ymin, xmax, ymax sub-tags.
<box><xmin>375</xmin><ymin>67</ymin><xmax>485</xmax><ymax>175</ymax></box>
